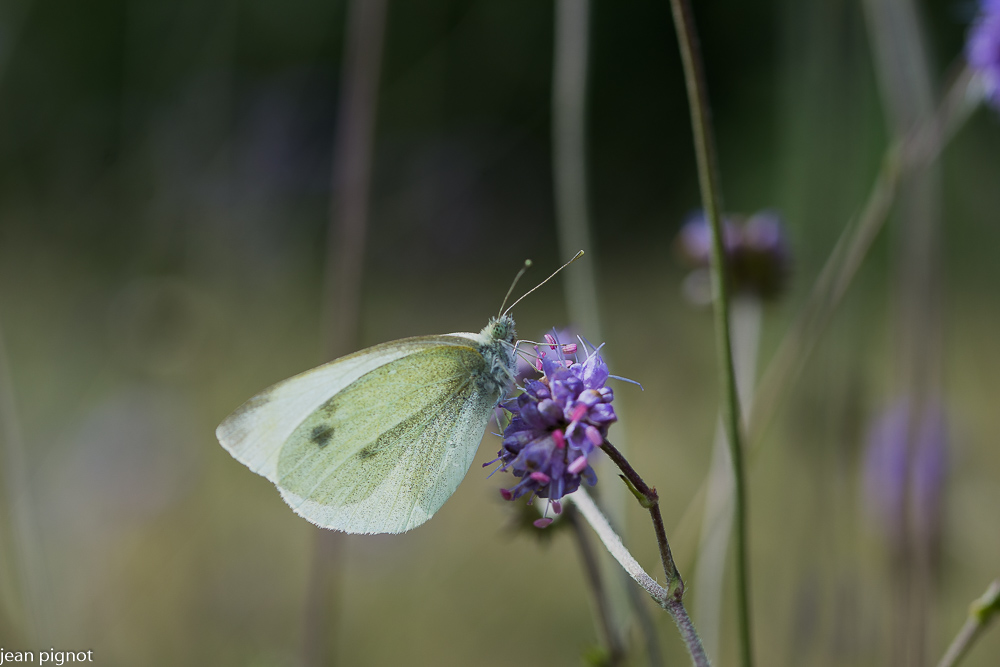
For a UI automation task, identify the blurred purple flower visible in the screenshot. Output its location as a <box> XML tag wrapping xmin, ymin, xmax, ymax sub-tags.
<box><xmin>968</xmin><ymin>0</ymin><xmax>1000</xmax><ymax>110</ymax></box>
<box><xmin>675</xmin><ymin>210</ymin><xmax>790</xmax><ymax>302</ymax></box>
<box><xmin>863</xmin><ymin>398</ymin><xmax>948</xmax><ymax>548</ymax></box>
<box><xmin>486</xmin><ymin>335</ymin><xmax>616</xmax><ymax>526</ymax></box>
<box><xmin>676</xmin><ymin>212</ymin><xmax>740</xmax><ymax>266</ymax></box>
<box><xmin>738</xmin><ymin>211</ymin><xmax>792</xmax><ymax>300</ymax></box>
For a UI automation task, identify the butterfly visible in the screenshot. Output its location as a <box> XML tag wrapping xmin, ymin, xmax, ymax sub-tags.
<box><xmin>215</xmin><ymin>253</ymin><xmax>581</xmax><ymax>534</ymax></box>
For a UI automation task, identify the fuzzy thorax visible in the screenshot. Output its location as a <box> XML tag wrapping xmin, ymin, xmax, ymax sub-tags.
<box><xmin>476</xmin><ymin>315</ymin><xmax>518</xmax><ymax>398</ymax></box>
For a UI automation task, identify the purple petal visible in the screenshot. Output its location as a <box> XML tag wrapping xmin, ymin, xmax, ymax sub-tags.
<box><xmin>537</xmin><ymin>398</ymin><xmax>563</xmax><ymax>424</ymax></box>
<box><xmin>580</xmin><ymin>353</ymin><xmax>609</xmax><ymax>389</ymax></box>
<box><xmin>524</xmin><ymin>379</ymin><xmax>550</xmax><ymax>400</ymax></box>
<box><xmin>589</xmin><ymin>404</ymin><xmax>618</xmax><ymax>424</ymax></box>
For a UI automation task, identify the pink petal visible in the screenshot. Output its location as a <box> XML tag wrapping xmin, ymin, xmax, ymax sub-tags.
<box><xmin>552</xmin><ymin>429</ymin><xmax>566</xmax><ymax>449</ymax></box>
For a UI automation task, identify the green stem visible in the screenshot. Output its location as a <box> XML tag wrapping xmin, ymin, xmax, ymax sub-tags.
<box><xmin>936</xmin><ymin>580</ymin><xmax>1000</xmax><ymax>667</ymax></box>
<box><xmin>666</xmin><ymin>0</ymin><xmax>753</xmax><ymax>665</ymax></box>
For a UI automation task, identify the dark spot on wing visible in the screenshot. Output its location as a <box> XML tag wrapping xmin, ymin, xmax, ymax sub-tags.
<box><xmin>311</xmin><ymin>425</ymin><xmax>334</xmax><ymax>448</ymax></box>
<box><xmin>358</xmin><ymin>446</ymin><xmax>376</xmax><ymax>460</ymax></box>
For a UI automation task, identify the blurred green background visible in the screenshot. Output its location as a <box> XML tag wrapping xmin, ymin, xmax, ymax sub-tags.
<box><xmin>1</xmin><ymin>0</ymin><xmax>999</xmax><ymax>665</ymax></box>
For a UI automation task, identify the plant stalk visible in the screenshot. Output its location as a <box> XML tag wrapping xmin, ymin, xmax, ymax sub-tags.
<box><xmin>666</xmin><ymin>0</ymin><xmax>753</xmax><ymax>664</ymax></box>
<box><xmin>936</xmin><ymin>580</ymin><xmax>1000</xmax><ymax>667</ymax></box>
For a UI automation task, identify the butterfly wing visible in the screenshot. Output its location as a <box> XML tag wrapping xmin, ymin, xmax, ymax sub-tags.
<box><xmin>217</xmin><ymin>334</ymin><xmax>499</xmax><ymax>534</ymax></box>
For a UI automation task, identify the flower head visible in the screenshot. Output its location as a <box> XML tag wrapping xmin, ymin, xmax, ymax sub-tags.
<box><xmin>487</xmin><ymin>334</ymin><xmax>617</xmax><ymax>517</ymax></box>
<box><xmin>675</xmin><ymin>209</ymin><xmax>790</xmax><ymax>302</ymax></box>
<box><xmin>968</xmin><ymin>0</ymin><xmax>1000</xmax><ymax>110</ymax></box>
<box><xmin>863</xmin><ymin>397</ymin><xmax>948</xmax><ymax>549</ymax></box>
<box><xmin>676</xmin><ymin>212</ymin><xmax>740</xmax><ymax>266</ymax></box>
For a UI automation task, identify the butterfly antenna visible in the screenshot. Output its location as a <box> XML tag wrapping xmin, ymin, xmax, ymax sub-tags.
<box><xmin>502</xmin><ymin>250</ymin><xmax>584</xmax><ymax>317</ymax></box>
<box><xmin>498</xmin><ymin>259</ymin><xmax>533</xmax><ymax>317</ymax></box>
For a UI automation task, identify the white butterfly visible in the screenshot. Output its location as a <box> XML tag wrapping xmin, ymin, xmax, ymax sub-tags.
<box><xmin>216</xmin><ymin>254</ymin><xmax>581</xmax><ymax>534</ymax></box>
<box><xmin>216</xmin><ymin>315</ymin><xmax>518</xmax><ymax>535</ymax></box>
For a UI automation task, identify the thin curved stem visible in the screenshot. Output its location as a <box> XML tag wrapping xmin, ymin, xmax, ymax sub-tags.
<box><xmin>601</xmin><ymin>439</ymin><xmax>681</xmax><ymax>596</ymax></box>
<box><xmin>668</xmin><ymin>63</ymin><xmax>979</xmax><ymax>561</ymax></box>
<box><xmin>936</xmin><ymin>580</ymin><xmax>1000</xmax><ymax>667</ymax></box>
<box><xmin>748</xmin><ymin>63</ymin><xmax>975</xmax><ymax>448</ymax></box>
<box><xmin>666</xmin><ymin>0</ymin><xmax>753</xmax><ymax>664</ymax></box>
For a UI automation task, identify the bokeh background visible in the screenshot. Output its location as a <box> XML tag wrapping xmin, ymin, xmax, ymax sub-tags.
<box><xmin>1</xmin><ymin>0</ymin><xmax>999</xmax><ymax>665</ymax></box>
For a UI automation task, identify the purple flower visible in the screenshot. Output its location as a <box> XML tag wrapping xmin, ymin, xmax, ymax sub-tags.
<box><xmin>863</xmin><ymin>397</ymin><xmax>948</xmax><ymax>549</ymax></box>
<box><xmin>675</xmin><ymin>212</ymin><xmax>740</xmax><ymax>266</ymax></box>
<box><xmin>486</xmin><ymin>334</ymin><xmax>617</xmax><ymax>522</ymax></box>
<box><xmin>968</xmin><ymin>0</ymin><xmax>1000</xmax><ymax>110</ymax></box>
<box><xmin>736</xmin><ymin>211</ymin><xmax>791</xmax><ymax>300</ymax></box>
<box><xmin>675</xmin><ymin>210</ymin><xmax>790</xmax><ymax>302</ymax></box>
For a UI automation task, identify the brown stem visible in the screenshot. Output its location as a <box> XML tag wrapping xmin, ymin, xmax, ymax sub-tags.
<box><xmin>601</xmin><ymin>439</ymin><xmax>683</xmax><ymax>599</ymax></box>
<box><xmin>303</xmin><ymin>1</ymin><xmax>387</xmax><ymax>665</ymax></box>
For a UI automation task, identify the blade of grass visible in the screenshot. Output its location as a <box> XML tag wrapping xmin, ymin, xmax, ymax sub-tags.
<box><xmin>302</xmin><ymin>2</ymin><xmax>387</xmax><ymax>665</ymax></box>
<box><xmin>666</xmin><ymin>0</ymin><xmax>754</xmax><ymax>663</ymax></box>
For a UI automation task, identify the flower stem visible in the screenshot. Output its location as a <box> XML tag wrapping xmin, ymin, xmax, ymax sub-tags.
<box><xmin>666</xmin><ymin>0</ymin><xmax>753</xmax><ymax>665</ymax></box>
<box><xmin>304</xmin><ymin>1</ymin><xmax>387</xmax><ymax>664</ymax></box>
<box><xmin>552</xmin><ymin>0</ymin><xmax>602</xmax><ymax>343</ymax></box>
<box><xmin>601</xmin><ymin>439</ymin><xmax>682</xmax><ymax>597</ymax></box>
<box><xmin>0</xmin><ymin>321</ymin><xmax>49</xmax><ymax>643</ymax></box>
<box><xmin>695</xmin><ymin>297</ymin><xmax>762</xmax><ymax>660</ymax></box>
<box><xmin>666</xmin><ymin>596</ymin><xmax>711</xmax><ymax>667</ymax></box>
<box><xmin>935</xmin><ymin>580</ymin><xmax>1000</xmax><ymax>667</ymax></box>
<box><xmin>568</xmin><ymin>488</ymin><xmax>711</xmax><ymax>667</ymax></box>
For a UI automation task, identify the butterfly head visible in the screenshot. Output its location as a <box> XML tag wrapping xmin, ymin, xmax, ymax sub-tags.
<box><xmin>483</xmin><ymin>314</ymin><xmax>516</xmax><ymax>345</ymax></box>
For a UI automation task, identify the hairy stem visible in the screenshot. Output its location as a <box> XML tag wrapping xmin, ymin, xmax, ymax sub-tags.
<box><xmin>666</xmin><ymin>596</ymin><xmax>712</xmax><ymax>667</ymax></box>
<box><xmin>568</xmin><ymin>489</ymin><xmax>711</xmax><ymax>666</ymax></box>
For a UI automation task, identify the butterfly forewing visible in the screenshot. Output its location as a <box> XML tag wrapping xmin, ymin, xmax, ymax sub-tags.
<box><xmin>217</xmin><ymin>334</ymin><xmax>501</xmax><ymax>534</ymax></box>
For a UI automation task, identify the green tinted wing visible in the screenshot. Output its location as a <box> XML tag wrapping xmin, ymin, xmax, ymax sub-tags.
<box><xmin>276</xmin><ymin>344</ymin><xmax>497</xmax><ymax>534</ymax></box>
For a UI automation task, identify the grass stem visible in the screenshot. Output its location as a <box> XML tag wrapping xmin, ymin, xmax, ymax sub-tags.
<box><xmin>666</xmin><ymin>0</ymin><xmax>753</xmax><ymax>664</ymax></box>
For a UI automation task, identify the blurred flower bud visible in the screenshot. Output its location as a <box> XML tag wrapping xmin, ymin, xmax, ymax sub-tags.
<box><xmin>734</xmin><ymin>211</ymin><xmax>791</xmax><ymax>301</ymax></box>
<box><xmin>674</xmin><ymin>209</ymin><xmax>791</xmax><ymax>302</ymax></box>
<box><xmin>862</xmin><ymin>397</ymin><xmax>948</xmax><ymax>554</ymax></box>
